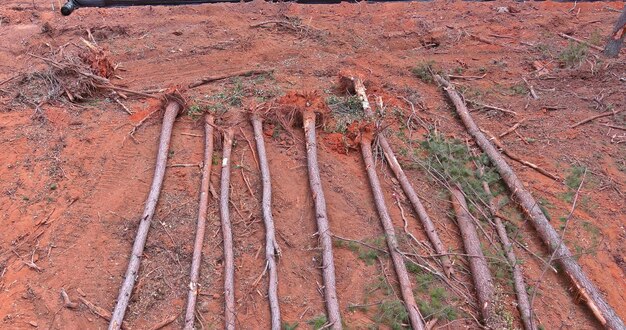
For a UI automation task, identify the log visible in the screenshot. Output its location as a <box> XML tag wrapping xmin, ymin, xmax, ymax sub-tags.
<box><xmin>353</xmin><ymin>77</ymin><xmax>454</xmax><ymax>278</ymax></box>
<box><xmin>450</xmin><ymin>187</ymin><xmax>502</xmax><ymax>328</ymax></box>
<box><xmin>360</xmin><ymin>134</ymin><xmax>425</xmax><ymax>330</ymax></box>
<box><xmin>220</xmin><ymin>128</ymin><xmax>236</xmax><ymax>330</ymax></box>
<box><xmin>251</xmin><ymin>113</ymin><xmax>282</xmax><ymax>330</ymax></box>
<box><xmin>109</xmin><ymin>101</ymin><xmax>181</xmax><ymax>330</ymax></box>
<box><xmin>302</xmin><ymin>109</ymin><xmax>342</xmax><ymax>329</ymax></box>
<box><xmin>477</xmin><ymin>162</ymin><xmax>535</xmax><ymax>330</ymax></box>
<box><xmin>434</xmin><ymin>74</ymin><xmax>625</xmax><ymax>330</ymax></box>
<box><xmin>184</xmin><ymin>114</ymin><xmax>215</xmax><ymax>330</ymax></box>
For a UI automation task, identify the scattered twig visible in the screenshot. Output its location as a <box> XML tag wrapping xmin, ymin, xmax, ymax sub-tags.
<box><xmin>60</xmin><ymin>288</ymin><xmax>78</xmax><ymax>309</ymax></box>
<box><xmin>434</xmin><ymin>74</ymin><xmax>625</xmax><ymax>330</ymax></box>
<box><xmin>251</xmin><ymin>113</ymin><xmax>282</xmax><ymax>330</ymax></box>
<box><xmin>570</xmin><ymin>109</ymin><xmax>624</xmax><ymax>128</ymax></box>
<box><xmin>114</xmin><ymin>98</ymin><xmax>133</xmax><ymax>115</ymax></box>
<box><xmin>180</xmin><ymin>132</ymin><xmax>203</xmax><ymax>137</ymax></box>
<box><xmin>0</xmin><ymin>74</ymin><xmax>18</xmax><ymax>86</ymax></box>
<box><xmin>602</xmin><ymin>123</ymin><xmax>626</xmax><ymax>131</ymax></box>
<box><xmin>559</xmin><ymin>33</ymin><xmax>604</xmax><ymax>51</ymax></box>
<box><xmin>150</xmin><ymin>313</ymin><xmax>180</xmax><ymax>330</ymax></box>
<box><xmin>129</xmin><ymin>108</ymin><xmax>160</xmax><ymax>140</ymax></box>
<box><xmin>188</xmin><ymin>69</ymin><xmax>274</xmax><ymax>89</ymax></box>
<box><xmin>302</xmin><ymin>108</ymin><xmax>342</xmax><ymax>330</ymax></box>
<box><xmin>449</xmin><ymin>74</ymin><xmax>486</xmax><ymax>80</ymax></box>
<box><xmin>168</xmin><ymin>163</ymin><xmax>202</xmax><ymax>168</ymax></box>
<box><xmin>80</xmin><ymin>297</ymin><xmax>128</xmax><ymax>329</ymax></box>
<box><xmin>184</xmin><ymin>115</ymin><xmax>215</xmax><ymax>330</ymax></box>
<box><xmin>467</xmin><ymin>99</ymin><xmax>518</xmax><ymax>116</ymax></box>
<box><xmin>522</xmin><ymin>78</ymin><xmax>539</xmax><ymax>100</ymax></box>
<box><xmin>96</xmin><ymin>84</ymin><xmax>162</xmax><ymax>100</ymax></box>
<box><xmin>109</xmin><ymin>101</ymin><xmax>181</xmax><ymax>330</ymax></box>
<box><xmin>499</xmin><ymin>119</ymin><xmax>526</xmax><ymax>139</ymax></box>
<box><xmin>484</xmin><ymin>130</ymin><xmax>560</xmax><ymax>181</ymax></box>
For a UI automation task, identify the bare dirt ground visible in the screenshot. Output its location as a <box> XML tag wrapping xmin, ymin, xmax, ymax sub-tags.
<box><xmin>1</xmin><ymin>0</ymin><xmax>625</xmax><ymax>329</ymax></box>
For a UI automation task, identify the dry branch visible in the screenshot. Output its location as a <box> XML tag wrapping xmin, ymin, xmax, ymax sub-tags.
<box><xmin>499</xmin><ymin>119</ymin><xmax>525</xmax><ymax>138</ymax></box>
<box><xmin>467</xmin><ymin>99</ymin><xmax>518</xmax><ymax>116</ymax></box>
<box><xmin>109</xmin><ymin>101</ymin><xmax>181</xmax><ymax>330</ymax></box>
<box><xmin>450</xmin><ymin>186</ymin><xmax>502</xmax><ymax>328</ymax></box>
<box><xmin>188</xmin><ymin>69</ymin><xmax>274</xmax><ymax>89</ymax></box>
<box><xmin>184</xmin><ymin>115</ymin><xmax>215</xmax><ymax>330</ymax></box>
<box><xmin>434</xmin><ymin>74</ymin><xmax>625</xmax><ymax>330</ymax></box>
<box><xmin>359</xmin><ymin>134</ymin><xmax>425</xmax><ymax>330</ymax></box>
<box><xmin>220</xmin><ymin>128</ymin><xmax>236</xmax><ymax>330</ymax></box>
<box><xmin>559</xmin><ymin>33</ymin><xmax>605</xmax><ymax>51</ymax></box>
<box><xmin>353</xmin><ymin>78</ymin><xmax>453</xmax><ymax>278</ymax></box>
<box><xmin>483</xmin><ymin>131</ymin><xmax>560</xmax><ymax>181</ymax></box>
<box><xmin>302</xmin><ymin>109</ymin><xmax>342</xmax><ymax>329</ymax></box>
<box><xmin>570</xmin><ymin>109</ymin><xmax>624</xmax><ymax>128</ymax></box>
<box><xmin>150</xmin><ymin>313</ymin><xmax>180</xmax><ymax>330</ymax></box>
<box><xmin>251</xmin><ymin>113</ymin><xmax>282</xmax><ymax>330</ymax></box>
<box><xmin>81</xmin><ymin>297</ymin><xmax>128</xmax><ymax>329</ymax></box>
<box><xmin>60</xmin><ymin>288</ymin><xmax>78</xmax><ymax>309</ymax></box>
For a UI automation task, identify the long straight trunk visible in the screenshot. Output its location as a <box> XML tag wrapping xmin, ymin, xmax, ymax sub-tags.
<box><xmin>250</xmin><ymin>113</ymin><xmax>282</xmax><ymax>330</ymax></box>
<box><xmin>450</xmin><ymin>187</ymin><xmax>501</xmax><ymax>328</ymax></box>
<box><xmin>184</xmin><ymin>114</ymin><xmax>215</xmax><ymax>330</ymax></box>
<box><xmin>360</xmin><ymin>137</ymin><xmax>425</xmax><ymax>330</ymax></box>
<box><xmin>302</xmin><ymin>110</ymin><xmax>342</xmax><ymax>329</ymax></box>
<box><xmin>434</xmin><ymin>74</ymin><xmax>625</xmax><ymax>330</ymax></box>
<box><xmin>109</xmin><ymin>101</ymin><xmax>181</xmax><ymax>330</ymax></box>
<box><xmin>480</xmin><ymin>177</ymin><xmax>535</xmax><ymax>330</ymax></box>
<box><xmin>352</xmin><ymin>77</ymin><xmax>453</xmax><ymax>278</ymax></box>
<box><xmin>220</xmin><ymin>128</ymin><xmax>236</xmax><ymax>330</ymax></box>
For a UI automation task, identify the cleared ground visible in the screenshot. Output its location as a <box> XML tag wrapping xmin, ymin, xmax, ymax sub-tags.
<box><xmin>0</xmin><ymin>1</ymin><xmax>625</xmax><ymax>329</ymax></box>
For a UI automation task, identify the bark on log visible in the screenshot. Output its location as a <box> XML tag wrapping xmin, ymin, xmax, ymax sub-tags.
<box><xmin>434</xmin><ymin>74</ymin><xmax>625</xmax><ymax>330</ymax></box>
<box><xmin>302</xmin><ymin>109</ymin><xmax>342</xmax><ymax>329</ymax></box>
<box><xmin>108</xmin><ymin>101</ymin><xmax>181</xmax><ymax>330</ymax></box>
<box><xmin>479</xmin><ymin>171</ymin><xmax>535</xmax><ymax>330</ymax></box>
<box><xmin>220</xmin><ymin>128</ymin><xmax>236</xmax><ymax>330</ymax></box>
<box><xmin>184</xmin><ymin>114</ymin><xmax>215</xmax><ymax>330</ymax></box>
<box><xmin>352</xmin><ymin>77</ymin><xmax>454</xmax><ymax>278</ymax></box>
<box><xmin>450</xmin><ymin>187</ymin><xmax>502</xmax><ymax>328</ymax></box>
<box><xmin>251</xmin><ymin>113</ymin><xmax>282</xmax><ymax>330</ymax></box>
<box><xmin>360</xmin><ymin>136</ymin><xmax>425</xmax><ymax>330</ymax></box>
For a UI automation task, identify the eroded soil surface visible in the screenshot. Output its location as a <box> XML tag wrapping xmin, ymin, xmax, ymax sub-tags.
<box><xmin>1</xmin><ymin>1</ymin><xmax>625</xmax><ymax>329</ymax></box>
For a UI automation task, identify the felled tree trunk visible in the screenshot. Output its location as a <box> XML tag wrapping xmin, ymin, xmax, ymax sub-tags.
<box><xmin>109</xmin><ymin>101</ymin><xmax>181</xmax><ymax>330</ymax></box>
<box><xmin>302</xmin><ymin>109</ymin><xmax>342</xmax><ymax>329</ymax></box>
<box><xmin>450</xmin><ymin>187</ymin><xmax>503</xmax><ymax>329</ymax></box>
<box><xmin>220</xmin><ymin>128</ymin><xmax>236</xmax><ymax>330</ymax></box>
<box><xmin>250</xmin><ymin>113</ymin><xmax>282</xmax><ymax>330</ymax></box>
<box><xmin>360</xmin><ymin>132</ymin><xmax>425</xmax><ymax>330</ymax></box>
<box><xmin>434</xmin><ymin>74</ymin><xmax>625</xmax><ymax>330</ymax></box>
<box><xmin>352</xmin><ymin>77</ymin><xmax>454</xmax><ymax>278</ymax></box>
<box><xmin>184</xmin><ymin>114</ymin><xmax>215</xmax><ymax>330</ymax></box>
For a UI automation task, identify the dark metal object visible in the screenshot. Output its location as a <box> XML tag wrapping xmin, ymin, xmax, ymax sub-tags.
<box><xmin>61</xmin><ymin>0</ymin><xmax>243</xmax><ymax>15</ymax></box>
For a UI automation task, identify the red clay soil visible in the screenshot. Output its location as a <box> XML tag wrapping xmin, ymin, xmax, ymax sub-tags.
<box><xmin>1</xmin><ymin>1</ymin><xmax>625</xmax><ymax>329</ymax></box>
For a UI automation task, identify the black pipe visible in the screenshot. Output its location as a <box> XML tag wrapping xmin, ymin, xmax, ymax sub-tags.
<box><xmin>61</xmin><ymin>0</ymin><xmax>244</xmax><ymax>15</ymax></box>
